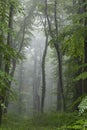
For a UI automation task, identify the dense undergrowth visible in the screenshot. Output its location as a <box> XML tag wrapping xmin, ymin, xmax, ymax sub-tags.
<box><xmin>0</xmin><ymin>112</ymin><xmax>87</xmax><ymax>130</ymax></box>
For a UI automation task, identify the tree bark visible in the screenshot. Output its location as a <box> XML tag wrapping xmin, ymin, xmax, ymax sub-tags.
<box><xmin>0</xmin><ymin>96</ymin><xmax>4</xmax><ymax>126</ymax></box>
<box><xmin>41</xmin><ymin>31</ymin><xmax>48</xmax><ymax>113</ymax></box>
<box><xmin>54</xmin><ymin>0</ymin><xmax>65</xmax><ymax>111</ymax></box>
<box><xmin>0</xmin><ymin>105</ymin><xmax>2</xmax><ymax>126</ymax></box>
<box><xmin>55</xmin><ymin>48</ymin><xmax>65</xmax><ymax>111</ymax></box>
<box><xmin>33</xmin><ymin>47</ymin><xmax>40</xmax><ymax>113</ymax></box>
<box><xmin>77</xmin><ymin>0</ymin><xmax>87</xmax><ymax>93</ymax></box>
<box><xmin>4</xmin><ymin>5</ymin><xmax>14</xmax><ymax>113</ymax></box>
<box><xmin>18</xmin><ymin>61</ymin><xmax>24</xmax><ymax>114</ymax></box>
<box><xmin>71</xmin><ymin>0</ymin><xmax>83</xmax><ymax>110</ymax></box>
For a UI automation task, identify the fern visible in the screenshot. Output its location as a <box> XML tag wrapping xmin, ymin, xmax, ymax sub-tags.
<box><xmin>78</xmin><ymin>96</ymin><xmax>87</xmax><ymax>114</ymax></box>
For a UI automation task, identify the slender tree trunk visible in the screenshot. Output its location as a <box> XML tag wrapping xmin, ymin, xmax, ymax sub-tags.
<box><xmin>72</xmin><ymin>0</ymin><xmax>83</xmax><ymax>110</ymax></box>
<box><xmin>5</xmin><ymin>4</ymin><xmax>26</xmax><ymax>112</ymax></box>
<box><xmin>40</xmin><ymin>4</ymin><xmax>49</xmax><ymax>113</ymax></box>
<box><xmin>33</xmin><ymin>47</ymin><xmax>40</xmax><ymax>113</ymax></box>
<box><xmin>41</xmin><ymin>32</ymin><xmax>48</xmax><ymax>113</ymax></box>
<box><xmin>73</xmin><ymin>0</ymin><xmax>87</xmax><ymax>109</ymax></box>
<box><xmin>33</xmin><ymin>49</ymin><xmax>37</xmax><ymax>112</ymax></box>
<box><xmin>37</xmin><ymin>47</ymin><xmax>42</xmax><ymax>112</ymax></box>
<box><xmin>55</xmin><ymin>47</ymin><xmax>65</xmax><ymax>111</ymax></box>
<box><xmin>83</xmin><ymin>0</ymin><xmax>87</xmax><ymax>93</ymax></box>
<box><xmin>77</xmin><ymin>0</ymin><xmax>87</xmax><ymax>93</ymax></box>
<box><xmin>56</xmin><ymin>79</ymin><xmax>62</xmax><ymax>111</ymax></box>
<box><xmin>54</xmin><ymin>0</ymin><xmax>65</xmax><ymax>111</ymax></box>
<box><xmin>0</xmin><ymin>99</ymin><xmax>3</xmax><ymax>126</ymax></box>
<box><xmin>18</xmin><ymin>61</ymin><xmax>24</xmax><ymax>114</ymax></box>
<box><xmin>0</xmin><ymin>96</ymin><xmax>4</xmax><ymax>126</ymax></box>
<box><xmin>0</xmin><ymin>2</ymin><xmax>7</xmax><ymax>125</ymax></box>
<box><xmin>84</xmin><ymin>41</ymin><xmax>87</xmax><ymax>93</ymax></box>
<box><xmin>4</xmin><ymin>5</ymin><xmax>14</xmax><ymax>113</ymax></box>
<box><xmin>0</xmin><ymin>105</ymin><xmax>2</xmax><ymax>126</ymax></box>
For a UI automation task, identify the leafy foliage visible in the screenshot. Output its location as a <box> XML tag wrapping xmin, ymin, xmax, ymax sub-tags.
<box><xmin>78</xmin><ymin>96</ymin><xmax>87</xmax><ymax>115</ymax></box>
<box><xmin>0</xmin><ymin>70</ymin><xmax>14</xmax><ymax>97</ymax></box>
<box><xmin>1</xmin><ymin>112</ymin><xmax>79</xmax><ymax>130</ymax></box>
<box><xmin>75</xmin><ymin>72</ymin><xmax>87</xmax><ymax>81</ymax></box>
<box><xmin>61</xmin><ymin>24</ymin><xmax>84</xmax><ymax>59</ymax></box>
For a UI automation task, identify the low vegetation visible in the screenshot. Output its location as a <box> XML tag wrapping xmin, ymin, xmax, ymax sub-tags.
<box><xmin>0</xmin><ymin>112</ymin><xmax>87</xmax><ymax>130</ymax></box>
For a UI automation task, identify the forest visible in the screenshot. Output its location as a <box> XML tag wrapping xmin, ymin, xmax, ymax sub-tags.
<box><xmin>0</xmin><ymin>0</ymin><xmax>87</xmax><ymax>129</ymax></box>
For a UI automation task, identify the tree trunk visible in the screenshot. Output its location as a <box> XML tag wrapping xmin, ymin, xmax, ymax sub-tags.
<box><xmin>54</xmin><ymin>0</ymin><xmax>65</xmax><ymax>111</ymax></box>
<box><xmin>57</xmin><ymin>80</ymin><xmax>62</xmax><ymax>111</ymax></box>
<box><xmin>84</xmin><ymin>41</ymin><xmax>87</xmax><ymax>93</ymax></box>
<box><xmin>33</xmin><ymin>47</ymin><xmax>40</xmax><ymax>113</ymax></box>
<box><xmin>18</xmin><ymin>61</ymin><xmax>24</xmax><ymax>114</ymax></box>
<box><xmin>41</xmin><ymin>32</ymin><xmax>48</xmax><ymax>113</ymax></box>
<box><xmin>55</xmin><ymin>47</ymin><xmax>65</xmax><ymax>111</ymax></box>
<box><xmin>73</xmin><ymin>60</ymin><xmax>83</xmax><ymax>110</ymax></box>
<box><xmin>0</xmin><ymin>105</ymin><xmax>2</xmax><ymax>126</ymax></box>
<box><xmin>0</xmin><ymin>96</ymin><xmax>4</xmax><ymax>126</ymax></box>
<box><xmin>4</xmin><ymin>5</ymin><xmax>14</xmax><ymax>113</ymax></box>
<box><xmin>77</xmin><ymin>0</ymin><xmax>87</xmax><ymax>93</ymax></box>
<box><xmin>83</xmin><ymin>0</ymin><xmax>87</xmax><ymax>93</ymax></box>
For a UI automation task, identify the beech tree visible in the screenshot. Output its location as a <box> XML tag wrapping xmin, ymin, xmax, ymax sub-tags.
<box><xmin>44</xmin><ymin>0</ymin><xmax>66</xmax><ymax>111</ymax></box>
<box><xmin>41</xmin><ymin>17</ymin><xmax>48</xmax><ymax>113</ymax></box>
<box><xmin>0</xmin><ymin>0</ymin><xmax>20</xmax><ymax>125</ymax></box>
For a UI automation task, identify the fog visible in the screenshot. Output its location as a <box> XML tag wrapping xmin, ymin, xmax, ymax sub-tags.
<box><xmin>8</xmin><ymin>23</ymin><xmax>57</xmax><ymax>116</ymax></box>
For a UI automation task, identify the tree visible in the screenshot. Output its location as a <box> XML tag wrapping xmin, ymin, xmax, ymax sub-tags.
<box><xmin>41</xmin><ymin>18</ymin><xmax>48</xmax><ymax>113</ymax></box>
<box><xmin>59</xmin><ymin>0</ymin><xmax>87</xmax><ymax>110</ymax></box>
<box><xmin>82</xmin><ymin>0</ymin><xmax>87</xmax><ymax>93</ymax></box>
<box><xmin>0</xmin><ymin>0</ymin><xmax>22</xmax><ymax>125</ymax></box>
<box><xmin>45</xmin><ymin>0</ymin><xmax>65</xmax><ymax>111</ymax></box>
<box><xmin>33</xmin><ymin>43</ymin><xmax>41</xmax><ymax>113</ymax></box>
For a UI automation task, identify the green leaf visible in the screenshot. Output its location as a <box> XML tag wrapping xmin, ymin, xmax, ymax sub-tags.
<box><xmin>75</xmin><ymin>72</ymin><xmax>87</xmax><ymax>81</ymax></box>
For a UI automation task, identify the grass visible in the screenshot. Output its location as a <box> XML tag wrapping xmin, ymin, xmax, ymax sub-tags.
<box><xmin>0</xmin><ymin>112</ymin><xmax>81</xmax><ymax>130</ymax></box>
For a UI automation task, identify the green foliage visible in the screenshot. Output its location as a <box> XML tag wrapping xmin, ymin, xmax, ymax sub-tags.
<box><xmin>0</xmin><ymin>44</ymin><xmax>19</xmax><ymax>59</ymax></box>
<box><xmin>0</xmin><ymin>0</ymin><xmax>23</xmax><ymax>102</ymax></box>
<box><xmin>78</xmin><ymin>96</ymin><xmax>87</xmax><ymax>115</ymax></box>
<box><xmin>75</xmin><ymin>72</ymin><xmax>87</xmax><ymax>81</ymax></box>
<box><xmin>1</xmin><ymin>112</ymin><xmax>79</xmax><ymax>130</ymax></box>
<box><xmin>0</xmin><ymin>70</ymin><xmax>13</xmax><ymax>97</ymax></box>
<box><xmin>61</xmin><ymin>96</ymin><xmax>87</xmax><ymax>130</ymax></box>
<box><xmin>1</xmin><ymin>112</ymin><xmax>87</xmax><ymax>130</ymax></box>
<box><xmin>61</xmin><ymin>24</ymin><xmax>84</xmax><ymax>59</ymax></box>
<box><xmin>60</xmin><ymin>120</ymin><xmax>85</xmax><ymax>130</ymax></box>
<box><xmin>69</xmin><ymin>95</ymin><xmax>86</xmax><ymax>110</ymax></box>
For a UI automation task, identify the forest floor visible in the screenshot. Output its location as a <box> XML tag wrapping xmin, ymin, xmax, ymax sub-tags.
<box><xmin>0</xmin><ymin>112</ymin><xmax>86</xmax><ymax>130</ymax></box>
